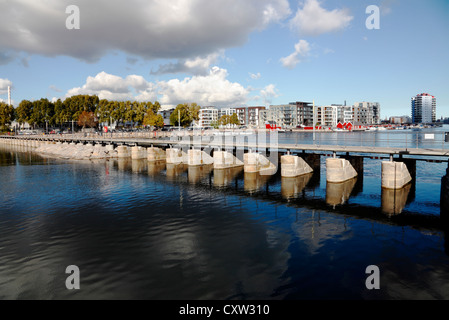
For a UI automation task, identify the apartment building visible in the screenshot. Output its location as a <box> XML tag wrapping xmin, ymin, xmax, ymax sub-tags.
<box><xmin>260</xmin><ymin>105</ymin><xmax>298</xmax><ymax>129</ymax></box>
<box><xmin>247</xmin><ymin>107</ymin><xmax>265</xmax><ymax>128</ymax></box>
<box><xmin>198</xmin><ymin>107</ymin><xmax>218</xmax><ymax>127</ymax></box>
<box><xmin>412</xmin><ymin>93</ymin><xmax>436</xmax><ymax>124</ymax></box>
<box><xmin>353</xmin><ymin>102</ymin><xmax>381</xmax><ymax>125</ymax></box>
<box><xmin>290</xmin><ymin>101</ymin><xmax>314</xmax><ymax>126</ymax></box>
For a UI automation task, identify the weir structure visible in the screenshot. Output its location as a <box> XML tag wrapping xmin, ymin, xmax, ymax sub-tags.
<box><xmin>1</xmin><ymin>134</ymin><xmax>448</xmax><ymax>214</ymax></box>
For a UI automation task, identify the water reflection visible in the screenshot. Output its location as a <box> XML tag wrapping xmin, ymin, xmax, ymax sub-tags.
<box><xmin>1</xmin><ymin>145</ymin><xmax>449</xmax><ymax>299</ymax></box>
<box><xmin>148</xmin><ymin>161</ymin><xmax>166</xmax><ymax>176</ymax></box>
<box><xmin>326</xmin><ymin>178</ymin><xmax>358</xmax><ymax>208</ymax></box>
<box><xmin>117</xmin><ymin>158</ymin><xmax>131</xmax><ymax>171</ymax></box>
<box><xmin>281</xmin><ymin>173</ymin><xmax>313</xmax><ymax>201</ymax></box>
<box><xmin>166</xmin><ymin>163</ymin><xmax>188</xmax><ymax>180</ymax></box>
<box><xmin>381</xmin><ymin>184</ymin><xmax>412</xmax><ymax>216</ymax></box>
<box><xmin>131</xmin><ymin>159</ymin><xmax>147</xmax><ymax>174</ymax></box>
<box><xmin>188</xmin><ymin>165</ymin><xmax>213</xmax><ymax>184</ymax></box>
<box><xmin>244</xmin><ymin>172</ymin><xmax>271</xmax><ymax>194</ymax></box>
<box><xmin>213</xmin><ymin>167</ymin><xmax>243</xmax><ymax>188</ymax></box>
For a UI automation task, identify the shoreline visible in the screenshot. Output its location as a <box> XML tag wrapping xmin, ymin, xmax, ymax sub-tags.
<box><xmin>0</xmin><ymin>139</ymin><xmax>118</xmax><ymax>161</ymax></box>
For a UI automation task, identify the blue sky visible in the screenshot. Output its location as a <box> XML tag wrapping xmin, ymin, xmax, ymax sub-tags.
<box><xmin>0</xmin><ymin>0</ymin><xmax>448</xmax><ymax>118</ymax></box>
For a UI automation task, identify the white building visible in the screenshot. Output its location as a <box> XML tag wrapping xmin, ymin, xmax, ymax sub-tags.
<box><xmin>218</xmin><ymin>108</ymin><xmax>237</xmax><ymax>118</ymax></box>
<box><xmin>412</xmin><ymin>93</ymin><xmax>436</xmax><ymax>124</ymax></box>
<box><xmin>198</xmin><ymin>107</ymin><xmax>218</xmax><ymax>127</ymax></box>
<box><xmin>353</xmin><ymin>102</ymin><xmax>381</xmax><ymax>125</ymax></box>
<box><xmin>260</xmin><ymin>105</ymin><xmax>298</xmax><ymax>129</ymax></box>
<box><xmin>315</xmin><ymin>106</ymin><xmax>338</xmax><ymax>128</ymax></box>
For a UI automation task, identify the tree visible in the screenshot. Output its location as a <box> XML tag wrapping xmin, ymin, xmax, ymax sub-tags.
<box><xmin>230</xmin><ymin>113</ymin><xmax>240</xmax><ymax>126</ymax></box>
<box><xmin>16</xmin><ymin>100</ymin><xmax>33</xmax><ymax>127</ymax></box>
<box><xmin>0</xmin><ymin>102</ymin><xmax>15</xmax><ymax>131</ymax></box>
<box><xmin>78</xmin><ymin>111</ymin><xmax>98</xmax><ymax>129</ymax></box>
<box><xmin>219</xmin><ymin>115</ymin><xmax>231</xmax><ymax>126</ymax></box>
<box><xmin>96</xmin><ymin>99</ymin><xmax>112</xmax><ymax>125</ymax></box>
<box><xmin>170</xmin><ymin>103</ymin><xmax>201</xmax><ymax>127</ymax></box>
<box><xmin>143</xmin><ymin>111</ymin><xmax>164</xmax><ymax>129</ymax></box>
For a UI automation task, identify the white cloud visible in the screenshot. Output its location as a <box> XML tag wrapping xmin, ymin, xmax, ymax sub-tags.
<box><xmin>151</xmin><ymin>52</ymin><xmax>223</xmax><ymax>76</ymax></box>
<box><xmin>64</xmin><ymin>68</ymin><xmax>251</xmax><ymax>108</ymax></box>
<box><xmin>49</xmin><ymin>85</ymin><xmax>62</xmax><ymax>93</ymax></box>
<box><xmin>0</xmin><ymin>0</ymin><xmax>291</xmax><ymax>63</ymax></box>
<box><xmin>290</xmin><ymin>0</ymin><xmax>353</xmax><ymax>36</ymax></box>
<box><xmin>380</xmin><ymin>0</ymin><xmax>398</xmax><ymax>16</ymax></box>
<box><xmin>65</xmin><ymin>72</ymin><xmax>157</xmax><ymax>101</ymax></box>
<box><xmin>260</xmin><ymin>84</ymin><xmax>279</xmax><ymax>105</ymax></box>
<box><xmin>157</xmin><ymin>67</ymin><xmax>249</xmax><ymax>107</ymax></box>
<box><xmin>249</xmin><ymin>72</ymin><xmax>262</xmax><ymax>80</ymax></box>
<box><xmin>0</xmin><ymin>78</ymin><xmax>13</xmax><ymax>95</ymax></box>
<box><xmin>280</xmin><ymin>40</ymin><xmax>311</xmax><ymax>69</ymax></box>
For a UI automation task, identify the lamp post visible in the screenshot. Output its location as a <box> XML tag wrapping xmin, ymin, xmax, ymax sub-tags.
<box><xmin>313</xmin><ymin>100</ymin><xmax>316</xmax><ymax>143</ymax></box>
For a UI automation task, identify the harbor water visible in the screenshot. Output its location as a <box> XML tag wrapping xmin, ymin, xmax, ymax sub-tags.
<box><xmin>1</xmin><ymin>127</ymin><xmax>449</xmax><ymax>300</ymax></box>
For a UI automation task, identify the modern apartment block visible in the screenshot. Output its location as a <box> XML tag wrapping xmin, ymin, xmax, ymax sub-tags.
<box><xmin>198</xmin><ymin>107</ymin><xmax>218</xmax><ymax>127</ymax></box>
<box><xmin>247</xmin><ymin>107</ymin><xmax>265</xmax><ymax>127</ymax></box>
<box><xmin>411</xmin><ymin>93</ymin><xmax>436</xmax><ymax>124</ymax></box>
<box><xmin>260</xmin><ymin>105</ymin><xmax>298</xmax><ymax>129</ymax></box>
<box><xmin>235</xmin><ymin>108</ymin><xmax>247</xmax><ymax>126</ymax></box>
<box><xmin>315</xmin><ymin>106</ymin><xmax>339</xmax><ymax>128</ymax></box>
<box><xmin>290</xmin><ymin>101</ymin><xmax>314</xmax><ymax>126</ymax></box>
<box><xmin>218</xmin><ymin>108</ymin><xmax>237</xmax><ymax>119</ymax></box>
<box><xmin>353</xmin><ymin>102</ymin><xmax>381</xmax><ymax>125</ymax></box>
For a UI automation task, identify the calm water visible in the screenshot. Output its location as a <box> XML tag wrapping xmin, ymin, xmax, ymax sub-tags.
<box><xmin>1</xmin><ymin>128</ymin><xmax>449</xmax><ymax>300</ymax></box>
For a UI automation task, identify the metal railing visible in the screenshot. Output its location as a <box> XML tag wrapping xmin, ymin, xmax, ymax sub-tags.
<box><xmin>4</xmin><ymin>129</ymin><xmax>449</xmax><ymax>151</ymax></box>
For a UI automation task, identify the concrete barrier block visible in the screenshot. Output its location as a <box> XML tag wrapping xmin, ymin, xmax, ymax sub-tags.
<box><xmin>147</xmin><ymin>147</ymin><xmax>166</xmax><ymax>161</ymax></box>
<box><xmin>381</xmin><ymin>161</ymin><xmax>412</xmax><ymax>189</ymax></box>
<box><xmin>281</xmin><ymin>155</ymin><xmax>313</xmax><ymax>178</ymax></box>
<box><xmin>326</xmin><ymin>158</ymin><xmax>358</xmax><ymax>183</ymax></box>
<box><xmin>213</xmin><ymin>151</ymin><xmax>244</xmax><ymax>169</ymax></box>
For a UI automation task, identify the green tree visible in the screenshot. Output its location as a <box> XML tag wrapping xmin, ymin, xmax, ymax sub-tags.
<box><xmin>16</xmin><ymin>100</ymin><xmax>33</xmax><ymax>127</ymax></box>
<box><xmin>219</xmin><ymin>114</ymin><xmax>231</xmax><ymax>126</ymax></box>
<box><xmin>0</xmin><ymin>102</ymin><xmax>15</xmax><ymax>131</ymax></box>
<box><xmin>143</xmin><ymin>111</ymin><xmax>164</xmax><ymax>128</ymax></box>
<box><xmin>96</xmin><ymin>99</ymin><xmax>113</xmax><ymax>125</ymax></box>
<box><xmin>230</xmin><ymin>113</ymin><xmax>240</xmax><ymax>126</ymax></box>
<box><xmin>134</xmin><ymin>102</ymin><xmax>149</xmax><ymax>126</ymax></box>
<box><xmin>170</xmin><ymin>103</ymin><xmax>201</xmax><ymax>127</ymax></box>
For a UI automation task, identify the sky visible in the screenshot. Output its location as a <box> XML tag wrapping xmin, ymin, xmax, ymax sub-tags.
<box><xmin>0</xmin><ymin>0</ymin><xmax>448</xmax><ymax>119</ymax></box>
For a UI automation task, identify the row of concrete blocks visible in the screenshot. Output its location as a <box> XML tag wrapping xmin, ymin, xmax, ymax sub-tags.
<box><xmin>118</xmin><ymin>146</ymin><xmax>412</xmax><ymax>190</ymax></box>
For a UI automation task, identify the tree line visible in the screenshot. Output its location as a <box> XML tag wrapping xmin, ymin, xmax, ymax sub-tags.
<box><xmin>0</xmin><ymin>95</ymin><xmax>240</xmax><ymax>132</ymax></box>
<box><xmin>0</xmin><ymin>95</ymin><xmax>191</xmax><ymax>132</ymax></box>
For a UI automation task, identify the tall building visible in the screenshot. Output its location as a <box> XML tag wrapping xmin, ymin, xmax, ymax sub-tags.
<box><xmin>315</xmin><ymin>106</ymin><xmax>339</xmax><ymax>127</ymax></box>
<box><xmin>198</xmin><ymin>107</ymin><xmax>218</xmax><ymax>127</ymax></box>
<box><xmin>260</xmin><ymin>105</ymin><xmax>298</xmax><ymax>129</ymax></box>
<box><xmin>235</xmin><ymin>108</ymin><xmax>247</xmax><ymax>126</ymax></box>
<box><xmin>218</xmin><ymin>108</ymin><xmax>237</xmax><ymax>119</ymax></box>
<box><xmin>290</xmin><ymin>101</ymin><xmax>314</xmax><ymax>126</ymax></box>
<box><xmin>353</xmin><ymin>102</ymin><xmax>381</xmax><ymax>125</ymax></box>
<box><xmin>411</xmin><ymin>93</ymin><xmax>436</xmax><ymax>124</ymax></box>
<box><xmin>247</xmin><ymin>107</ymin><xmax>265</xmax><ymax>128</ymax></box>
